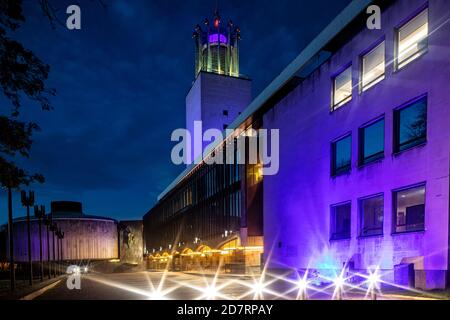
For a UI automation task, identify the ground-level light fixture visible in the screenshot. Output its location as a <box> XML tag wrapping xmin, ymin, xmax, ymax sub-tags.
<box><xmin>296</xmin><ymin>273</ymin><xmax>309</xmax><ymax>300</ymax></box>
<box><xmin>149</xmin><ymin>289</ymin><xmax>165</xmax><ymax>300</ymax></box>
<box><xmin>333</xmin><ymin>274</ymin><xmax>345</xmax><ymax>300</ymax></box>
<box><xmin>251</xmin><ymin>279</ymin><xmax>267</xmax><ymax>299</ymax></box>
<box><xmin>203</xmin><ymin>285</ymin><xmax>218</xmax><ymax>300</ymax></box>
<box><xmin>367</xmin><ymin>268</ymin><xmax>381</xmax><ymax>300</ymax></box>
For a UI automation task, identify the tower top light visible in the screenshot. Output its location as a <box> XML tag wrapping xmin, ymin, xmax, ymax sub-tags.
<box><xmin>213</xmin><ymin>10</ymin><xmax>220</xmax><ymax>28</ymax></box>
<box><xmin>192</xmin><ymin>10</ymin><xmax>241</xmax><ymax>77</ymax></box>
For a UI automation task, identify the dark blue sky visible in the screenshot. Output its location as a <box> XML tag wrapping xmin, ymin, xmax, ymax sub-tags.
<box><xmin>0</xmin><ymin>0</ymin><xmax>350</xmax><ymax>223</ymax></box>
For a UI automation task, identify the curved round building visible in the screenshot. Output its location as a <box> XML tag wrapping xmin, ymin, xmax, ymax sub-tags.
<box><xmin>7</xmin><ymin>201</ymin><xmax>118</xmax><ymax>262</ymax></box>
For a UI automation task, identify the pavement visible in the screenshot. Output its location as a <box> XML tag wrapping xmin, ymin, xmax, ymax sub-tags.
<box><xmin>0</xmin><ymin>275</ymin><xmax>65</xmax><ymax>300</ymax></box>
<box><xmin>30</xmin><ymin>271</ymin><xmax>450</xmax><ymax>300</ymax></box>
<box><xmin>37</xmin><ymin>271</ymin><xmax>246</xmax><ymax>300</ymax></box>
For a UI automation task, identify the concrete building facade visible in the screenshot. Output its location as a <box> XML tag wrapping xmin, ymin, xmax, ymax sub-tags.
<box><xmin>144</xmin><ymin>0</ymin><xmax>450</xmax><ymax>289</ymax></box>
<box><xmin>186</xmin><ymin>72</ymin><xmax>252</xmax><ymax>161</ymax></box>
<box><xmin>119</xmin><ymin>220</ymin><xmax>144</xmax><ymax>265</ymax></box>
<box><xmin>144</xmin><ymin>11</ymin><xmax>263</xmax><ymax>273</ymax></box>
<box><xmin>263</xmin><ymin>0</ymin><xmax>450</xmax><ymax>289</ymax></box>
<box><xmin>1</xmin><ymin>201</ymin><xmax>119</xmax><ymax>262</ymax></box>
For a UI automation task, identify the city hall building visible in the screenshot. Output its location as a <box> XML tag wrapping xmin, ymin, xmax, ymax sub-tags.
<box><xmin>143</xmin><ymin>0</ymin><xmax>450</xmax><ymax>289</ymax></box>
<box><xmin>144</xmin><ymin>10</ymin><xmax>263</xmax><ymax>273</ymax></box>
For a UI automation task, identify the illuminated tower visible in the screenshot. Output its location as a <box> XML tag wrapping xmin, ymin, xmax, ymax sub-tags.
<box><xmin>192</xmin><ymin>10</ymin><xmax>240</xmax><ymax>77</ymax></box>
<box><xmin>186</xmin><ymin>10</ymin><xmax>252</xmax><ymax>162</ymax></box>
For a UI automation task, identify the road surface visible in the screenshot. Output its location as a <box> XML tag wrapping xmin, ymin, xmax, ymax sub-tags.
<box><xmin>36</xmin><ymin>271</ymin><xmax>446</xmax><ymax>300</ymax></box>
<box><xmin>37</xmin><ymin>271</ymin><xmax>261</xmax><ymax>300</ymax></box>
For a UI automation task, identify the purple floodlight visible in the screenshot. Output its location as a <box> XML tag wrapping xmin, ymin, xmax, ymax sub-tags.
<box><xmin>209</xmin><ymin>33</ymin><xmax>228</xmax><ymax>44</ymax></box>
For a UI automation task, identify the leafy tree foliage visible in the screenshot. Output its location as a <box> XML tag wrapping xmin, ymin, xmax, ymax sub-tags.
<box><xmin>0</xmin><ymin>0</ymin><xmax>54</xmax><ymax>188</ymax></box>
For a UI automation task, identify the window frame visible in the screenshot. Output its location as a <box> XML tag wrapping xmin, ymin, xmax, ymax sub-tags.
<box><xmin>392</xmin><ymin>183</ymin><xmax>426</xmax><ymax>234</ymax></box>
<box><xmin>330</xmin><ymin>201</ymin><xmax>352</xmax><ymax>241</ymax></box>
<box><xmin>360</xmin><ymin>39</ymin><xmax>386</xmax><ymax>93</ymax></box>
<box><xmin>394</xmin><ymin>6</ymin><xmax>429</xmax><ymax>71</ymax></box>
<box><xmin>393</xmin><ymin>94</ymin><xmax>428</xmax><ymax>154</ymax></box>
<box><xmin>358</xmin><ymin>116</ymin><xmax>385</xmax><ymax>166</ymax></box>
<box><xmin>358</xmin><ymin>193</ymin><xmax>384</xmax><ymax>238</ymax></box>
<box><xmin>331</xmin><ymin>64</ymin><xmax>353</xmax><ymax>111</ymax></box>
<box><xmin>331</xmin><ymin>133</ymin><xmax>352</xmax><ymax>177</ymax></box>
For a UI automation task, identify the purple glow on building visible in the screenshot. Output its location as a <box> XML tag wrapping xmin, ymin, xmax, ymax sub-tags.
<box><xmin>263</xmin><ymin>0</ymin><xmax>450</xmax><ymax>290</ymax></box>
<box><xmin>209</xmin><ymin>33</ymin><xmax>227</xmax><ymax>44</ymax></box>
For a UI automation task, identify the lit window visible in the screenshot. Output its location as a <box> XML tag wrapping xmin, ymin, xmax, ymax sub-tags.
<box><xmin>332</xmin><ymin>135</ymin><xmax>351</xmax><ymax>176</ymax></box>
<box><xmin>331</xmin><ymin>202</ymin><xmax>351</xmax><ymax>240</ymax></box>
<box><xmin>394</xmin><ymin>184</ymin><xmax>425</xmax><ymax>233</ymax></box>
<box><xmin>396</xmin><ymin>8</ymin><xmax>428</xmax><ymax>70</ymax></box>
<box><xmin>360</xmin><ymin>194</ymin><xmax>384</xmax><ymax>237</ymax></box>
<box><xmin>359</xmin><ymin>118</ymin><xmax>384</xmax><ymax>165</ymax></box>
<box><xmin>394</xmin><ymin>96</ymin><xmax>427</xmax><ymax>153</ymax></box>
<box><xmin>361</xmin><ymin>41</ymin><xmax>385</xmax><ymax>91</ymax></box>
<box><xmin>332</xmin><ymin>66</ymin><xmax>352</xmax><ymax>109</ymax></box>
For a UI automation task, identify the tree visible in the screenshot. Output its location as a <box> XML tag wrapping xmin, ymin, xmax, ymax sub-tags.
<box><xmin>0</xmin><ymin>0</ymin><xmax>54</xmax><ymax>189</ymax></box>
<box><xmin>1</xmin><ymin>0</ymin><xmax>63</xmax><ymax>292</ymax></box>
<box><xmin>1</xmin><ymin>0</ymin><xmax>105</xmax><ymax>291</ymax></box>
<box><xmin>406</xmin><ymin>107</ymin><xmax>427</xmax><ymax>142</ymax></box>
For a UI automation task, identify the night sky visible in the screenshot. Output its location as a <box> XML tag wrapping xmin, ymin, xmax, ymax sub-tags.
<box><xmin>0</xmin><ymin>0</ymin><xmax>350</xmax><ymax>224</ymax></box>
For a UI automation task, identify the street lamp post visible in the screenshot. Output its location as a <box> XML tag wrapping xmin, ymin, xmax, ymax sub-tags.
<box><xmin>7</xmin><ymin>186</ymin><xmax>15</xmax><ymax>291</ymax></box>
<box><xmin>58</xmin><ymin>229</ymin><xmax>64</xmax><ymax>274</ymax></box>
<box><xmin>56</xmin><ymin>229</ymin><xmax>61</xmax><ymax>275</ymax></box>
<box><xmin>60</xmin><ymin>231</ymin><xmax>64</xmax><ymax>261</ymax></box>
<box><xmin>54</xmin><ymin>229</ymin><xmax>58</xmax><ymax>275</ymax></box>
<box><xmin>21</xmin><ymin>190</ymin><xmax>35</xmax><ymax>286</ymax></box>
<box><xmin>34</xmin><ymin>205</ymin><xmax>45</xmax><ymax>281</ymax></box>
<box><xmin>50</xmin><ymin>222</ymin><xmax>57</xmax><ymax>277</ymax></box>
<box><xmin>44</xmin><ymin>214</ymin><xmax>52</xmax><ymax>279</ymax></box>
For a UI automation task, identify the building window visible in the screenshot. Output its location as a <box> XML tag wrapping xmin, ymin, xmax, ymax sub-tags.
<box><xmin>332</xmin><ymin>135</ymin><xmax>351</xmax><ymax>176</ymax></box>
<box><xmin>394</xmin><ymin>96</ymin><xmax>427</xmax><ymax>153</ymax></box>
<box><xmin>359</xmin><ymin>194</ymin><xmax>384</xmax><ymax>237</ymax></box>
<box><xmin>223</xmin><ymin>110</ymin><xmax>228</xmax><ymax>116</ymax></box>
<box><xmin>359</xmin><ymin>118</ymin><xmax>384</xmax><ymax>165</ymax></box>
<box><xmin>361</xmin><ymin>41</ymin><xmax>385</xmax><ymax>92</ymax></box>
<box><xmin>393</xmin><ymin>184</ymin><xmax>425</xmax><ymax>233</ymax></box>
<box><xmin>331</xmin><ymin>202</ymin><xmax>351</xmax><ymax>240</ymax></box>
<box><xmin>332</xmin><ymin>66</ymin><xmax>352</xmax><ymax>110</ymax></box>
<box><xmin>396</xmin><ymin>8</ymin><xmax>428</xmax><ymax>70</ymax></box>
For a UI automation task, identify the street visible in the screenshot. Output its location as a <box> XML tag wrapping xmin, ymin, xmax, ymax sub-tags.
<box><xmin>37</xmin><ymin>271</ymin><xmax>262</xmax><ymax>300</ymax></box>
<box><xmin>35</xmin><ymin>271</ymin><xmax>448</xmax><ymax>300</ymax></box>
